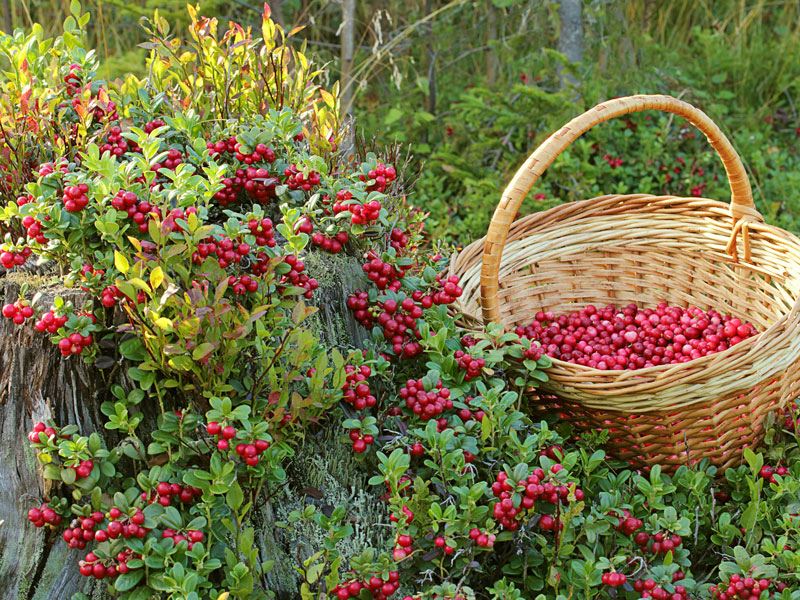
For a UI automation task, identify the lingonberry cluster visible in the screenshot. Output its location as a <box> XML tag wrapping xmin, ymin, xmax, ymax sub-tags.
<box><xmin>34</xmin><ymin>309</ymin><xmax>69</xmax><ymax>334</ymax></box>
<box><xmin>515</xmin><ymin>303</ymin><xmax>758</xmax><ymax>369</ymax></box>
<box><xmin>62</xmin><ymin>512</ymin><xmax>104</xmax><ymax>549</ymax></box>
<box><xmin>634</xmin><ymin>531</ymin><xmax>683</xmax><ymax>555</ymax></box>
<box><xmin>330</xmin><ymin>571</ymin><xmax>400</xmax><ymax>599</ymax></box>
<box><xmin>162</xmin><ymin>528</ymin><xmax>205</xmax><ymax>549</ymax></box>
<box><xmin>27</xmin><ymin>503</ymin><xmax>63</xmax><ymax>528</ymax></box>
<box><xmin>62</xmin><ymin>183</ymin><xmax>90</xmax><ymax>212</ymax></box>
<box><xmin>227</xmin><ymin>275</ymin><xmax>259</xmax><ymax>295</ymax></box>
<box><xmin>63</xmin><ymin>63</ymin><xmax>83</xmax><ymax>95</ymax></box>
<box><xmin>430</xmin><ymin>274</ymin><xmax>463</xmax><ymax>305</ymax></box>
<box><xmin>633</xmin><ymin>579</ymin><xmax>689</xmax><ymax>600</ymax></box>
<box><xmin>311</xmin><ymin>230</ymin><xmax>349</xmax><ymax>253</ymax></box>
<box><xmin>21</xmin><ymin>215</ymin><xmax>46</xmax><ymax>244</ymax></box>
<box><xmin>709</xmin><ymin>575</ymin><xmax>784</xmax><ymax>600</ymax></box>
<box><xmin>100</xmin><ymin>125</ymin><xmax>134</xmax><ymax>157</ymax></box>
<box><xmin>342</xmin><ymin>364</ymin><xmax>376</xmax><ymax>410</ymax></box>
<box><xmin>399</xmin><ymin>379</ymin><xmax>453</xmax><ymax>420</ymax></box>
<box><xmin>247</xmin><ymin>217</ymin><xmax>277</xmax><ymax>247</ymax></box>
<box><xmin>454</xmin><ymin>350</ymin><xmax>485</xmax><ymax>381</ymax></box>
<box><xmin>192</xmin><ymin>236</ymin><xmax>251</xmax><ymax>268</ymax></box>
<box><xmin>144</xmin><ymin>482</ymin><xmax>203</xmax><ymax>506</ymax></box>
<box><xmin>359</xmin><ymin>162</ymin><xmax>397</xmax><ymax>192</ymax></box>
<box><xmin>614</xmin><ymin>509</ymin><xmax>644</xmax><ymax>536</ymax></box>
<box><xmin>234</xmin><ymin>438</ymin><xmax>272</xmax><ymax>466</ymax></box>
<box><xmin>206</xmin><ymin>421</ymin><xmax>237</xmax><ymax>450</ymax></box>
<box><xmin>456</xmin><ymin>396</ymin><xmax>485</xmax><ymax>423</ymax></box>
<box><xmin>389</xmin><ymin>227</ymin><xmax>409</xmax><ymax>252</ymax></box>
<box><xmin>361</xmin><ymin>252</ymin><xmax>407</xmax><ymax>291</ymax></box>
<box><xmin>601</xmin><ymin>572</ymin><xmax>627</xmax><ymax>587</ymax></box>
<box><xmin>0</xmin><ymin>244</ymin><xmax>32</xmax><ymax>268</ymax></box>
<box><xmin>57</xmin><ymin>331</ymin><xmax>93</xmax><ymax>356</ymax></box>
<box><xmin>759</xmin><ymin>464</ymin><xmax>790</xmax><ymax>483</ymax></box>
<box><xmin>78</xmin><ymin>550</ymin><xmax>131</xmax><ymax>580</ymax></box>
<box><xmin>393</xmin><ymin>533</ymin><xmax>414</xmax><ymax>561</ymax></box>
<box><xmin>468</xmin><ymin>527</ymin><xmax>496</xmax><ymax>548</ymax></box>
<box><xmin>27</xmin><ymin>421</ymin><xmax>61</xmax><ymax>443</ymax></box>
<box><xmin>348</xmin><ymin>428</ymin><xmax>375</xmax><ymax>453</ymax></box>
<box><xmin>2</xmin><ymin>299</ymin><xmax>34</xmax><ymax>325</ymax></box>
<box><xmin>603</xmin><ymin>153</ymin><xmax>624</xmax><ymax>168</ymax></box>
<box><xmin>490</xmin><ymin>465</ymin><xmax>583</xmax><ymax>531</ymax></box>
<box><xmin>336</xmin><ymin>199</ymin><xmax>382</xmax><ymax>225</ymax></box>
<box><xmin>152</xmin><ymin>148</ymin><xmax>184</xmax><ymax>173</ymax></box>
<box><xmin>279</xmin><ymin>254</ymin><xmax>319</xmax><ymax>299</ymax></box>
<box><xmin>110</xmin><ymin>190</ymin><xmax>158</xmax><ymax>233</ymax></box>
<box><xmin>284</xmin><ymin>164</ymin><xmax>321</xmax><ymax>191</ymax></box>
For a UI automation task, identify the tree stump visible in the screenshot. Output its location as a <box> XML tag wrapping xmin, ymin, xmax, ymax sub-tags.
<box><xmin>0</xmin><ymin>250</ymin><xmax>384</xmax><ymax>599</ymax></box>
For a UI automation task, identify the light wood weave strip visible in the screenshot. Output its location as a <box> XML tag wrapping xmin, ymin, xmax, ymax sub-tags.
<box><xmin>481</xmin><ymin>95</ymin><xmax>761</xmax><ymax>324</ymax></box>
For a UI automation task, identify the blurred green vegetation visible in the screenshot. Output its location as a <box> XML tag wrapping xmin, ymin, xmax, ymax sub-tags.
<box><xmin>5</xmin><ymin>0</ymin><xmax>799</xmax><ymax>242</ymax></box>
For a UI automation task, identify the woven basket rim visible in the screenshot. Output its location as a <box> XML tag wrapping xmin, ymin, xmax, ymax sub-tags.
<box><xmin>452</xmin><ymin>192</ymin><xmax>800</xmax><ymax>383</ymax></box>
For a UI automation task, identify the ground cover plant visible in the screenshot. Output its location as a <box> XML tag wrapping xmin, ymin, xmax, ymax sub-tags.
<box><xmin>2</xmin><ymin>3</ymin><xmax>800</xmax><ymax>600</ymax></box>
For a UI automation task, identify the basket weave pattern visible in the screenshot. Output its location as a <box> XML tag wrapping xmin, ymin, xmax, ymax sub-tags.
<box><xmin>450</xmin><ymin>95</ymin><xmax>800</xmax><ymax>471</ymax></box>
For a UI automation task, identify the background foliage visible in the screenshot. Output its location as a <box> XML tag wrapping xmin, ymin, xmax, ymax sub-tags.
<box><xmin>4</xmin><ymin>0</ymin><xmax>800</xmax><ymax>242</ymax></box>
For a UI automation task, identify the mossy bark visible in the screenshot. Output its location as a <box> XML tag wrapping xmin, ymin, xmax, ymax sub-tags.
<box><xmin>0</xmin><ymin>251</ymin><xmax>380</xmax><ymax>599</ymax></box>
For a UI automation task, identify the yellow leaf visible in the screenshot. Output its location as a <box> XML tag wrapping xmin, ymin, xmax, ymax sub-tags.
<box><xmin>150</xmin><ymin>267</ymin><xmax>165</xmax><ymax>290</ymax></box>
<box><xmin>319</xmin><ymin>88</ymin><xmax>336</xmax><ymax>110</ymax></box>
<box><xmin>217</xmin><ymin>594</ymin><xmax>230</xmax><ymax>600</ymax></box>
<box><xmin>114</xmin><ymin>251</ymin><xmax>129</xmax><ymax>274</ymax></box>
<box><xmin>154</xmin><ymin>317</ymin><xmax>173</xmax><ymax>330</ymax></box>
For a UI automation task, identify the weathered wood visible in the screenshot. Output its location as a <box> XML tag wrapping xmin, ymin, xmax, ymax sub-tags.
<box><xmin>0</xmin><ymin>250</ymin><xmax>380</xmax><ymax>599</ymax></box>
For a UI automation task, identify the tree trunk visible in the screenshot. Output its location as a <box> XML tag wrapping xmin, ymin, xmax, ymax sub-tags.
<box><xmin>339</xmin><ymin>0</ymin><xmax>357</xmax><ymax>155</ymax></box>
<box><xmin>0</xmin><ymin>250</ymin><xmax>381</xmax><ymax>599</ymax></box>
<box><xmin>557</xmin><ymin>0</ymin><xmax>583</xmax><ymax>89</ymax></box>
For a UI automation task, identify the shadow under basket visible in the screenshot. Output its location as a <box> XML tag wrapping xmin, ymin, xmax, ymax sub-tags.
<box><xmin>449</xmin><ymin>95</ymin><xmax>800</xmax><ymax>472</ymax></box>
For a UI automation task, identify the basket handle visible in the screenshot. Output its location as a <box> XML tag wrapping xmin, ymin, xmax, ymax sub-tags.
<box><xmin>480</xmin><ymin>94</ymin><xmax>762</xmax><ymax>324</ymax></box>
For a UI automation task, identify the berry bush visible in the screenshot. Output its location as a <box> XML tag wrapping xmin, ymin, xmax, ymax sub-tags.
<box><xmin>3</xmin><ymin>4</ymin><xmax>800</xmax><ymax>600</ymax></box>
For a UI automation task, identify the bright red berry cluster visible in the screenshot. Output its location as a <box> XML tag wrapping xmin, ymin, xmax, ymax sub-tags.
<box><xmin>110</xmin><ymin>190</ymin><xmax>159</xmax><ymax>233</ymax></box>
<box><xmin>2</xmin><ymin>300</ymin><xmax>34</xmax><ymax>325</ymax></box>
<box><xmin>228</xmin><ymin>275</ymin><xmax>259</xmax><ymax>295</ymax></box>
<box><xmin>601</xmin><ymin>572</ymin><xmax>627</xmax><ymax>587</ymax></box>
<box><xmin>633</xmin><ymin>578</ymin><xmax>689</xmax><ymax>599</ymax></box>
<box><xmin>62</xmin><ymin>511</ymin><xmax>104</xmax><ymax>549</ymax></box>
<box><xmin>145</xmin><ymin>482</ymin><xmax>203</xmax><ymax>506</ymax></box>
<box><xmin>331</xmin><ymin>571</ymin><xmax>400</xmax><ymax>599</ymax></box>
<box><xmin>34</xmin><ymin>309</ymin><xmax>68</xmax><ymax>334</ymax></box>
<box><xmin>468</xmin><ymin>527</ymin><xmax>496</xmax><ymax>548</ymax></box>
<box><xmin>340</xmin><ymin>199</ymin><xmax>382</xmax><ymax>225</ymax></box>
<box><xmin>1</xmin><ymin>245</ymin><xmax>32</xmax><ymax>268</ymax></box>
<box><xmin>490</xmin><ymin>465</ymin><xmax>583</xmax><ymax>531</ymax></box>
<box><xmin>360</xmin><ymin>162</ymin><xmax>397</xmax><ymax>192</ymax></box>
<box><xmin>454</xmin><ymin>350</ymin><xmax>485</xmax><ymax>381</ymax></box>
<box><xmin>62</xmin><ymin>184</ymin><xmax>89</xmax><ymax>212</ymax></box>
<box><xmin>206</xmin><ymin>421</ymin><xmax>237</xmax><ymax>451</ymax></box>
<box><xmin>27</xmin><ymin>503</ymin><xmax>62</xmax><ymax>528</ymax></box>
<box><xmin>614</xmin><ymin>509</ymin><xmax>644</xmax><ymax>535</ymax></box>
<box><xmin>709</xmin><ymin>574</ymin><xmax>783</xmax><ymax>600</ymax></box>
<box><xmin>21</xmin><ymin>215</ymin><xmax>46</xmax><ymax>244</ymax></box>
<box><xmin>234</xmin><ymin>438</ymin><xmax>272</xmax><ymax>466</ymax></box>
<box><xmin>342</xmin><ymin>364</ymin><xmax>376</xmax><ymax>411</ymax></box>
<box><xmin>57</xmin><ymin>331</ymin><xmax>93</xmax><ymax>356</ymax></box>
<box><xmin>361</xmin><ymin>252</ymin><xmax>407</xmax><ymax>290</ymax></box>
<box><xmin>27</xmin><ymin>421</ymin><xmax>61</xmax><ymax>443</ymax></box>
<box><xmin>634</xmin><ymin>531</ymin><xmax>683</xmax><ymax>555</ymax></box>
<box><xmin>312</xmin><ymin>230</ymin><xmax>349</xmax><ymax>253</ymax></box>
<box><xmin>162</xmin><ymin>528</ymin><xmax>205</xmax><ymax>549</ymax></box>
<box><xmin>399</xmin><ymin>379</ymin><xmax>453</xmax><ymax>420</ymax></box>
<box><xmin>247</xmin><ymin>217</ymin><xmax>277</xmax><ymax>247</ymax></box>
<box><xmin>152</xmin><ymin>148</ymin><xmax>183</xmax><ymax>173</ymax></box>
<box><xmin>348</xmin><ymin>429</ymin><xmax>375</xmax><ymax>453</ymax></box>
<box><xmin>759</xmin><ymin>464</ymin><xmax>789</xmax><ymax>483</ymax></box>
<box><xmin>515</xmin><ymin>303</ymin><xmax>758</xmax><ymax>370</ymax></box>
<box><xmin>193</xmin><ymin>236</ymin><xmax>250</xmax><ymax>268</ymax></box>
<box><xmin>280</xmin><ymin>254</ymin><xmax>319</xmax><ymax>299</ymax></box>
<box><xmin>284</xmin><ymin>164</ymin><xmax>321</xmax><ymax>191</ymax></box>
<box><xmin>100</xmin><ymin>125</ymin><xmax>133</xmax><ymax>157</ymax></box>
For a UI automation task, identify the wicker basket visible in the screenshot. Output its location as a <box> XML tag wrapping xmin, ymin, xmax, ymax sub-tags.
<box><xmin>449</xmin><ymin>94</ymin><xmax>800</xmax><ymax>471</ymax></box>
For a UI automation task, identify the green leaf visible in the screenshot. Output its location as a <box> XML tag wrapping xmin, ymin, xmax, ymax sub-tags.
<box><xmin>226</xmin><ymin>482</ymin><xmax>244</xmax><ymax>511</ymax></box>
<box><xmin>113</xmin><ymin>570</ymin><xmax>144</xmax><ymax>592</ymax></box>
